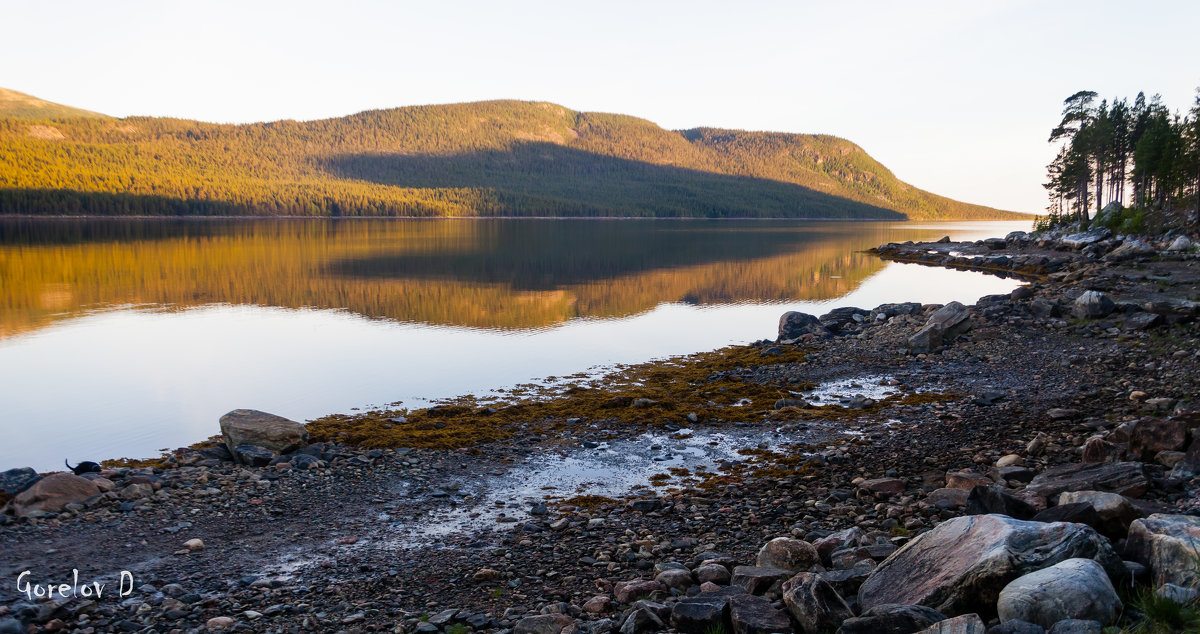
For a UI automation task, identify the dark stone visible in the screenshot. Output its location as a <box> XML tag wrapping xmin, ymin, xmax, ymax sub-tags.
<box><xmin>973</xmin><ymin>391</ymin><xmax>1007</xmax><ymax>406</ymax></box>
<box><xmin>783</xmin><ymin>572</ymin><xmax>854</xmax><ymax>634</ymax></box>
<box><xmin>836</xmin><ymin>603</ymin><xmax>947</xmax><ymax>634</ymax></box>
<box><xmin>1129</xmin><ymin>418</ymin><xmax>1188</xmax><ymax>461</ymax></box>
<box><xmin>1031</xmin><ymin>503</ymin><xmax>1103</xmax><ymax>533</ymax></box>
<box><xmin>1081</xmin><ymin>438</ymin><xmax>1126</xmax><ymax>463</ymax></box>
<box><xmin>989</xmin><ymin>466</ymin><xmax>1036</xmax><ymax>484</ymax></box>
<box><xmin>818</xmin><ymin>562</ymin><xmax>875</xmax><ymax>598</ymax></box>
<box><xmin>619</xmin><ymin>607</ymin><xmax>664</xmax><ymax>634</ymax></box>
<box><xmin>1046</xmin><ymin>620</ymin><xmax>1102</xmax><ymax>634</ymax></box>
<box><xmin>1025</xmin><ymin>462</ymin><xmax>1149</xmax><ymax>499</ymax></box>
<box><xmin>0</xmin><ymin>467</ymin><xmax>41</xmax><ymax>496</ymax></box>
<box><xmin>731</xmin><ymin>566</ymin><xmax>792</xmax><ymax>595</ymax></box>
<box><xmin>987</xmin><ymin>620</ymin><xmax>1045</xmax><ymax>634</ymax></box>
<box><xmin>728</xmin><ymin>594</ymin><xmax>791</xmax><ymax>634</ymax></box>
<box><xmin>778</xmin><ymin>311</ymin><xmax>830</xmax><ymax>341</ymax></box>
<box><xmin>966</xmin><ymin>485</ymin><xmax>1037</xmax><ymax>520</ymax></box>
<box><xmin>670</xmin><ymin>595</ymin><xmax>731</xmax><ymax>634</ymax></box>
<box><xmin>232</xmin><ymin>444</ymin><xmax>277</xmax><ymax>467</ymax></box>
<box><xmin>289</xmin><ymin>453</ymin><xmax>321</xmax><ymax>470</ymax></box>
<box><xmin>1124</xmin><ymin>312</ymin><xmax>1163</xmax><ymax>330</ymax></box>
<box><xmin>197</xmin><ymin>444</ymin><xmax>234</xmax><ymax>461</ymax></box>
<box><xmin>629</xmin><ymin>499</ymin><xmax>661</xmax><ymax>512</ymax></box>
<box><xmin>819</xmin><ymin>307</ymin><xmax>870</xmax><ymax>332</ymax></box>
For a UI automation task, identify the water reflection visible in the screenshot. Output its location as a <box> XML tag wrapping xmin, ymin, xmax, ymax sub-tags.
<box><xmin>0</xmin><ymin>218</ymin><xmax>1030</xmax><ymax>470</ymax></box>
<box><xmin>1</xmin><ymin>218</ymin><xmax>1025</xmax><ymax>337</ymax></box>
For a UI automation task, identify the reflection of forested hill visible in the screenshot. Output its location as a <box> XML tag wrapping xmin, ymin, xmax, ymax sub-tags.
<box><xmin>0</xmin><ymin>96</ymin><xmax>1020</xmax><ymax>219</ymax></box>
<box><xmin>0</xmin><ymin>219</ymin><xmax>925</xmax><ymax>337</ymax></box>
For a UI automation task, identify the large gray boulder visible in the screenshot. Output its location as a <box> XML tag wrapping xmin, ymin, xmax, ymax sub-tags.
<box><xmin>220</xmin><ymin>409</ymin><xmax>308</xmax><ymax>457</ymax></box>
<box><xmin>8</xmin><ymin>473</ymin><xmax>100</xmax><ymax>518</ymax></box>
<box><xmin>910</xmin><ymin>302</ymin><xmax>971</xmax><ymax>353</ymax></box>
<box><xmin>782</xmin><ymin>573</ymin><xmax>854</xmax><ymax>634</ymax></box>
<box><xmin>1060</xmin><ymin>228</ymin><xmax>1111</xmax><ymax>249</ymax></box>
<box><xmin>857</xmin><ymin>515</ymin><xmax>1123</xmax><ymax>618</ymax></box>
<box><xmin>996</xmin><ymin>559</ymin><xmax>1121</xmax><ymax>629</ymax></box>
<box><xmin>778</xmin><ymin>311</ymin><xmax>829</xmax><ymax>341</ymax></box>
<box><xmin>1072</xmin><ymin>291</ymin><xmax>1116</xmax><ymax>319</ymax></box>
<box><xmin>1125</xmin><ymin>514</ymin><xmax>1200</xmax><ymax>589</ymax></box>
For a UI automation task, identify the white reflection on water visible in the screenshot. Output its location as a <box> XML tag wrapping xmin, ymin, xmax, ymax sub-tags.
<box><xmin>0</xmin><ymin>260</ymin><xmax>1020</xmax><ymax>471</ymax></box>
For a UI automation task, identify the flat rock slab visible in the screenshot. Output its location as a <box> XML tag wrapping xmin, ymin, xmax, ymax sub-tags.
<box><xmin>837</xmin><ymin>603</ymin><xmax>947</xmax><ymax>634</ymax></box>
<box><xmin>1025</xmin><ymin>462</ymin><xmax>1148</xmax><ymax>499</ymax></box>
<box><xmin>732</xmin><ymin>566</ymin><xmax>792</xmax><ymax>595</ymax></box>
<box><xmin>857</xmin><ymin>514</ymin><xmax>1122</xmax><ymax>618</ymax></box>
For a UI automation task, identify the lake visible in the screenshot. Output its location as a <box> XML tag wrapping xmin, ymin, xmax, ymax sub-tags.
<box><xmin>0</xmin><ymin>217</ymin><xmax>1030</xmax><ymax>471</ymax></box>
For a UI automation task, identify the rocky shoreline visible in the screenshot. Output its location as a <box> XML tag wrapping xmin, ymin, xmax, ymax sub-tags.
<box><xmin>2</xmin><ymin>226</ymin><xmax>1200</xmax><ymax>633</ymax></box>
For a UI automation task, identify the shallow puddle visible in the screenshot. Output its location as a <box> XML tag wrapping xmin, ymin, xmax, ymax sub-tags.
<box><xmin>385</xmin><ymin>428</ymin><xmax>770</xmax><ymax>548</ymax></box>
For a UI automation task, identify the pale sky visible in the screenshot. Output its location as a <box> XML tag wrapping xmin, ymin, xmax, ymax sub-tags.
<box><xmin>2</xmin><ymin>0</ymin><xmax>1197</xmax><ymax>214</ymax></box>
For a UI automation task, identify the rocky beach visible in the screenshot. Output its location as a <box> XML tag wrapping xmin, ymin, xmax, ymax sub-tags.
<box><xmin>3</xmin><ymin>225</ymin><xmax>1200</xmax><ymax>634</ymax></box>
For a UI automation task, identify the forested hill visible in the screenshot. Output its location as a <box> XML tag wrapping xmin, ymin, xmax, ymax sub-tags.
<box><xmin>0</xmin><ymin>95</ymin><xmax>1022</xmax><ymax>219</ymax></box>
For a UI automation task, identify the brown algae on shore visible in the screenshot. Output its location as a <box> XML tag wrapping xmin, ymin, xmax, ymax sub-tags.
<box><xmin>307</xmin><ymin>343</ymin><xmax>815</xmax><ymax>450</ymax></box>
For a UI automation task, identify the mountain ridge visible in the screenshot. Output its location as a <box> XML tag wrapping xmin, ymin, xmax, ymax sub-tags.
<box><xmin>0</xmin><ymin>92</ymin><xmax>1024</xmax><ymax>219</ymax></box>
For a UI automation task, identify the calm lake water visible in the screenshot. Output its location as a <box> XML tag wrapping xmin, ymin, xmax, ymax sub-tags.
<box><xmin>0</xmin><ymin>218</ymin><xmax>1030</xmax><ymax>471</ymax></box>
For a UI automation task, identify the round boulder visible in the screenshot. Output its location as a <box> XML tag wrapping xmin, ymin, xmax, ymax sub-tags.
<box><xmin>756</xmin><ymin>537</ymin><xmax>819</xmax><ymax>573</ymax></box>
<box><xmin>997</xmin><ymin>558</ymin><xmax>1121</xmax><ymax>629</ymax></box>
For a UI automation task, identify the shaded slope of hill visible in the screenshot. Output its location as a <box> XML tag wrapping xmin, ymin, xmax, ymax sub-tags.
<box><xmin>0</xmin><ymin>96</ymin><xmax>1021</xmax><ymax>219</ymax></box>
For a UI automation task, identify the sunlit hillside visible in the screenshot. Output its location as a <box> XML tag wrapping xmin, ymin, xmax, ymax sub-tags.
<box><xmin>0</xmin><ymin>94</ymin><xmax>1022</xmax><ymax>220</ymax></box>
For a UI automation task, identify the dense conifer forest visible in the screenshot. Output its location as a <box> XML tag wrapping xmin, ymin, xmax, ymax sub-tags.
<box><xmin>0</xmin><ymin>91</ymin><xmax>1020</xmax><ymax>219</ymax></box>
<box><xmin>1043</xmin><ymin>87</ymin><xmax>1200</xmax><ymax>231</ymax></box>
